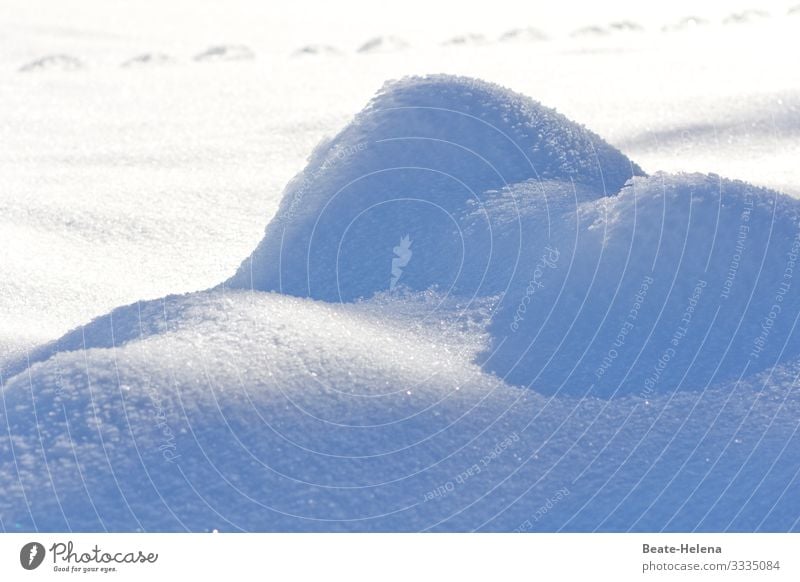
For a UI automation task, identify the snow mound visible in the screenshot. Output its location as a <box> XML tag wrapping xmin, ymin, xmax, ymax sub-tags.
<box><xmin>479</xmin><ymin>173</ymin><xmax>800</xmax><ymax>396</ymax></box>
<box><xmin>222</xmin><ymin>76</ymin><xmax>800</xmax><ymax>399</ymax></box>
<box><xmin>194</xmin><ymin>45</ymin><xmax>255</xmax><ymax>62</ymax></box>
<box><xmin>19</xmin><ymin>54</ymin><xmax>83</xmax><ymax>72</ymax></box>
<box><xmin>225</xmin><ymin>75</ymin><xmax>643</xmax><ymax>301</ymax></box>
<box><xmin>2</xmin><ymin>290</ymin><xmax>798</xmax><ymax>531</ymax></box>
<box><xmin>357</xmin><ymin>36</ymin><xmax>409</xmax><ymax>54</ymax></box>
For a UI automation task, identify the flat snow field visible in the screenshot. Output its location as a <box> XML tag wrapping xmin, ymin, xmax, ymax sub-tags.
<box><xmin>1</xmin><ymin>1</ymin><xmax>799</xmax><ymax>531</ymax></box>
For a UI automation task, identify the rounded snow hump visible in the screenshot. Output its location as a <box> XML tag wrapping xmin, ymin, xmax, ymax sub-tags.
<box><xmin>225</xmin><ymin>75</ymin><xmax>800</xmax><ymax>398</ymax></box>
<box><xmin>225</xmin><ymin>75</ymin><xmax>644</xmax><ymax>301</ymax></box>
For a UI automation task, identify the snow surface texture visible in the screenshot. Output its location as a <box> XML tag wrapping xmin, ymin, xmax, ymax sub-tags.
<box><xmin>2</xmin><ymin>3</ymin><xmax>798</xmax><ymax>367</ymax></box>
<box><xmin>2</xmin><ymin>75</ymin><xmax>799</xmax><ymax>532</ymax></box>
<box><xmin>226</xmin><ymin>76</ymin><xmax>642</xmax><ymax>301</ymax></box>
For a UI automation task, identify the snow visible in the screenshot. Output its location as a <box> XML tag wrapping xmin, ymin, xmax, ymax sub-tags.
<box><xmin>2</xmin><ymin>2</ymin><xmax>798</xmax><ymax>362</ymax></box>
<box><xmin>479</xmin><ymin>173</ymin><xmax>800</xmax><ymax>396</ymax></box>
<box><xmin>1</xmin><ymin>0</ymin><xmax>799</xmax><ymax>532</ymax></box>
<box><xmin>2</xmin><ymin>289</ymin><xmax>799</xmax><ymax>531</ymax></box>
<box><xmin>225</xmin><ymin>75</ymin><xmax>641</xmax><ymax>300</ymax></box>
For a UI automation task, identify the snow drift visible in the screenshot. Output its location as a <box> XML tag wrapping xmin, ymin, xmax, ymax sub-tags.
<box><xmin>479</xmin><ymin>173</ymin><xmax>800</xmax><ymax>397</ymax></box>
<box><xmin>226</xmin><ymin>76</ymin><xmax>800</xmax><ymax>398</ymax></box>
<box><xmin>2</xmin><ymin>289</ymin><xmax>798</xmax><ymax>532</ymax></box>
<box><xmin>226</xmin><ymin>76</ymin><xmax>642</xmax><ymax>301</ymax></box>
<box><xmin>2</xmin><ymin>76</ymin><xmax>799</xmax><ymax>532</ymax></box>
